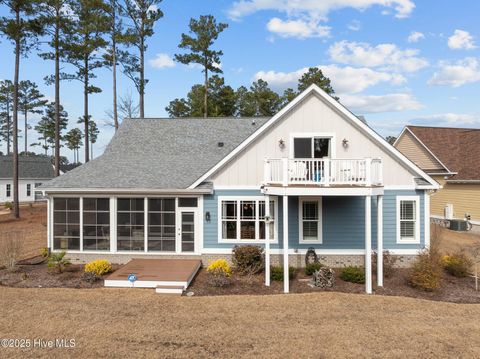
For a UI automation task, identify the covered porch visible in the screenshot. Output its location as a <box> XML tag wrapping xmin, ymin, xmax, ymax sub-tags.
<box><xmin>262</xmin><ymin>186</ymin><xmax>386</xmax><ymax>294</ymax></box>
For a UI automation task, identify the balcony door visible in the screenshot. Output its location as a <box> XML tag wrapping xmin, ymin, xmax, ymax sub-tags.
<box><xmin>293</xmin><ymin>137</ymin><xmax>332</xmax><ymax>159</ymax></box>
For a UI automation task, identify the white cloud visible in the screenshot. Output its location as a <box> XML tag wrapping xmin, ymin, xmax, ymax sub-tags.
<box><xmin>347</xmin><ymin>20</ymin><xmax>361</xmax><ymax>32</ymax></box>
<box><xmin>328</xmin><ymin>40</ymin><xmax>428</xmax><ymax>72</ymax></box>
<box><xmin>341</xmin><ymin>93</ymin><xmax>423</xmax><ymax>113</ymax></box>
<box><xmin>266</xmin><ymin>18</ymin><xmax>330</xmax><ymax>39</ymax></box>
<box><xmin>428</xmin><ymin>57</ymin><xmax>480</xmax><ymax>87</ymax></box>
<box><xmin>254</xmin><ymin>65</ymin><xmax>405</xmax><ymax>94</ymax></box>
<box><xmin>148</xmin><ymin>53</ymin><xmax>175</xmax><ymax>69</ymax></box>
<box><xmin>412</xmin><ymin>113</ymin><xmax>480</xmax><ymax>125</ymax></box>
<box><xmin>448</xmin><ymin>29</ymin><xmax>477</xmax><ymax>50</ymax></box>
<box><xmin>407</xmin><ymin>31</ymin><xmax>424</xmax><ymax>43</ymax></box>
<box><xmin>228</xmin><ymin>0</ymin><xmax>415</xmax><ymax>20</ymax></box>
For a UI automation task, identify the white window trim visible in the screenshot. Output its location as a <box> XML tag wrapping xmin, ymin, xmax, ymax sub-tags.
<box><xmin>289</xmin><ymin>133</ymin><xmax>336</xmax><ymax>159</ymax></box>
<box><xmin>217</xmin><ymin>196</ymin><xmax>278</xmax><ymax>244</ymax></box>
<box><xmin>396</xmin><ymin>195</ymin><xmax>421</xmax><ymax>244</ymax></box>
<box><xmin>299</xmin><ymin>197</ymin><xmax>323</xmax><ymax>244</ymax></box>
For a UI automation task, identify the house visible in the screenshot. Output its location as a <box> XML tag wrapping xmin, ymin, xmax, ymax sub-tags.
<box><xmin>0</xmin><ymin>155</ymin><xmax>54</xmax><ymax>204</ymax></box>
<box><xmin>40</xmin><ymin>85</ymin><xmax>438</xmax><ymax>293</ymax></box>
<box><xmin>394</xmin><ymin>126</ymin><xmax>480</xmax><ymax>230</ymax></box>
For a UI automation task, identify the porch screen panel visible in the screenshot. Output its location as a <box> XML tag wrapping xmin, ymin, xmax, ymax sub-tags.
<box><xmin>302</xmin><ymin>201</ymin><xmax>319</xmax><ymax>241</ymax></box>
<box><xmin>117</xmin><ymin>198</ymin><xmax>144</xmax><ymax>251</ymax></box>
<box><xmin>400</xmin><ymin>200</ymin><xmax>416</xmax><ymax>240</ymax></box>
<box><xmin>83</xmin><ymin>198</ymin><xmax>110</xmax><ymax>251</ymax></box>
<box><xmin>148</xmin><ymin>198</ymin><xmax>175</xmax><ymax>252</ymax></box>
<box><xmin>53</xmin><ymin>198</ymin><xmax>80</xmax><ymax>250</ymax></box>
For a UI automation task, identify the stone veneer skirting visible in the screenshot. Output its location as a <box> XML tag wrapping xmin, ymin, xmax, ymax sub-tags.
<box><xmin>66</xmin><ymin>252</ymin><xmax>416</xmax><ymax>268</ymax></box>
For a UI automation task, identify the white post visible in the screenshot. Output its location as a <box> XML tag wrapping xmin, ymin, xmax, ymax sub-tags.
<box><xmin>144</xmin><ymin>197</ymin><xmax>148</xmax><ymax>252</ymax></box>
<box><xmin>265</xmin><ymin>195</ymin><xmax>271</xmax><ymax>286</ymax></box>
<box><xmin>324</xmin><ymin>158</ymin><xmax>330</xmax><ymax>186</ymax></box>
<box><xmin>424</xmin><ymin>192</ymin><xmax>430</xmax><ymax>248</ymax></box>
<box><xmin>283</xmin><ymin>195</ymin><xmax>289</xmax><ymax>293</ymax></box>
<box><xmin>377</xmin><ymin>195</ymin><xmax>383</xmax><ymax>287</ymax></box>
<box><xmin>109</xmin><ymin>197</ymin><xmax>116</xmax><ymax>253</ymax></box>
<box><xmin>47</xmin><ymin>197</ymin><xmax>51</xmax><ymax>249</ymax></box>
<box><xmin>365</xmin><ymin>195</ymin><xmax>372</xmax><ymax>294</ymax></box>
<box><xmin>365</xmin><ymin>158</ymin><xmax>372</xmax><ymax>186</ymax></box>
<box><xmin>79</xmin><ymin>197</ymin><xmax>84</xmax><ymax>251</ymax></box>
<box><xmin>282</xmin><ymin>158</ymin><xmax>289</xmax><ymax>186</ymax></box>
<box><xmin>264</xmin><ymin>159</ymin><xmax>270</xmax><ymax>184</ymax></box>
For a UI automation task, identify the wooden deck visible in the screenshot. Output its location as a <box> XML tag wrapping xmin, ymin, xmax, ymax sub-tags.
<box><xmin>104</xmin><ymin>259</ymin><xmax>202</xmax><ymax>290</ymax></box>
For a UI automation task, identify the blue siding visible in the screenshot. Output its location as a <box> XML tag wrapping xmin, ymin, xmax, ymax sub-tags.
<box><xmin>203</xmin><ymin>189</ymin><xmax>425</xmax><ymax>251</ymax></box>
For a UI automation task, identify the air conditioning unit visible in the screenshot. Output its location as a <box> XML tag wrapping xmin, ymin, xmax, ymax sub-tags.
<box><xmin>449</xmin><ymin>219</ymin><xmax>468</xmax><ymax>231</ymax></box>
<box><xmin>444</xmin><ymin>204</ymin><xmax>454</xmax><ymax>220</ymax></box>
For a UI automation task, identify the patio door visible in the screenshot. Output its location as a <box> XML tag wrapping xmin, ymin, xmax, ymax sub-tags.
<box><xmin>177</xmin><ymin>210</ymin><xmax>195</xmax><ymax>253</ymax></box>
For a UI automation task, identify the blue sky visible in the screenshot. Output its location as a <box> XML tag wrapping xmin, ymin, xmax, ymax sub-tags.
<box><xmin>1</xmin><ymin>0</ymin><xmax>479</xmax><ymax>161</ymax></box>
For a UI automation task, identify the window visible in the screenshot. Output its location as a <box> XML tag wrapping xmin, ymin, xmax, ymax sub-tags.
<box><xmin>53</xmin><ymin>198</ymin><xmax>80</xmax><ymax>250</ymax></box>
<box><xmin>299</xmin><ymin>198</ymin><xmax>322</xmax><ymax>243</ymax></box>
<box><xmin>293</xmin><ymin>136</ymin><xmax>332</xmax><ymax>159</ymax></box>
<box><xmin>220</xmin><ymin>198</ymin><xmax>276</xmax><ymax>242</ymax></box>
<box><xmin>26</xmin><ymin>184</ymin><xmax>31</xmax><ymax>197</ymax></box>
<box><xmin>83</xmin><ymin>198</ymin><xmax>110</xmax><ymax>251</ymax></box>
<box><xmin>117</xmin><ymin>198</ymin><xmax>144</xmax><ymax>251</ymax></box>
<box><xmin>148</xmin><ymin>198</ymin><xmax>175</xmax><ymax>252</ymax></box>
<box><xmin>178</xmin><ymin>197</ymin><xmax>198</xmax><ymax>207</ymax></box>
<box><xmin>6</xmin><ymin>184</ymin><xmax>11</xmax><ymax>197</ymax></box>
<box><xmin>397</xmin><ymin>196</ymin><xmax>420</xmax><ymax>243</ymax></box>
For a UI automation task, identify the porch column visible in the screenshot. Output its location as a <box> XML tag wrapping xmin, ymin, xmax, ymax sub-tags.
<box><xmin>265</xmin><ymin>195</ymin><xmax>270</xmax><ymax>286</ymax></box>
<box><xmin>283</xmin><ymin>195</ymin><xmax>289</xmax><ymax>293</ymax></box>
<box><xmin>377</xmin><ymin>195</ymin><xmax>383</xmax><ymax>287</ymax></box>
<box><xmin>365</xmin><ymin>195</ymin><xmax>372</xmax><ymax>294</ymax></box>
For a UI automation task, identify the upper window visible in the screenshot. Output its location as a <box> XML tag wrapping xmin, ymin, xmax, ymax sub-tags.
<box><xmin>293</xmin><ymin>137</ymin><xmax>332</xmax><ymax>159</ymax></box>
<box><xmin>397</xmin><ymin>196</ymin><xmax>420</xmax><ymax>243</ymax></box>
<box><xmin>26</xmin><ymin>184</ymin><xmax>31</xmax><ymax>197</ymax></box>
<box><xmin>219</xmin><ymin>198</ymin><xmax>276</xmax><ymax>242</ymax></box>
<box><xmin>83</xmin><ymin>198</ymin><xmax>110</xmax><ymax>251</ymax></box>
<box><xmin>53</xmin><ymin>198</ymin><xmax>80</xmax><ymax>250</ymax></box>
<box><xmin>299</xmin><ymin>198</ymin><xmax>322</xmax><ymax>243</ymax></box>
<box><xmin>6</xmin><ymin>184</ymin><xmax>11</xmax><ymax>198</ymax></box>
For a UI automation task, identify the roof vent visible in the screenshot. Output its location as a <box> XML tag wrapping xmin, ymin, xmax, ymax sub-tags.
<box><xmin>217</xmin><ymin>142</ymin><xmax>224</xmax><ymax>148</ymax></box>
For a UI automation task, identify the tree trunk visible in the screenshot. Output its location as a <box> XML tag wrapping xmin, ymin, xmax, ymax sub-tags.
<box><xmin>204</xmin><ymin>66</ymin><xmax>208</xmax><ymax>118</ymax></box>
<box><xmin>6</xmin><ymin>96</ymin><xmax>10</xmax><ymax>155</ymax></box>
<box><xmin>24</xmin><ymin>110</ymin><xmax>27</xmax><ymax>154</ymax></box>
<box><xmin>12</xmin><ymin>10</ymin><xmax>20</xmax><ymax>219</ymax></box>
<box><xmin>112</xmin><ymin>1</ymin><xmax>118</xmax><ymax>130</ymax></box>
<box><xmin>139</xmin><ymin>35</ymin><xmax>145</xmax><ymax>118</ymax></box>
<box><xmin>54</xmin><ymin>10</ymin><xmax>60</xmax><ymax>176</ymax></box>
<box><xmin>84</xmin><ymin>56</ymin><xmax>90</xmax><ymax>163</ymax></box>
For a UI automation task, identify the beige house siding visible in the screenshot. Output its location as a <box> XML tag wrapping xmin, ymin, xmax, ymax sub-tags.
<box><xmin>211</xmin><ymin>94</ymin><xmax>418</xmax><ymax>187</ymax></box>
<box><xmin>395</xmin><ymin>130</ymin><xmax>444</xmax><ymax>171</ymax></box>
<box><xmin>431</xmin><ymin>175</ymin><xmax>480</xmax><ymax>222</ymax></box>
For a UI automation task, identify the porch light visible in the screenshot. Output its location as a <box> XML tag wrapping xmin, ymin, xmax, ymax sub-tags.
<box><xmin>342</xmin><ymin>138</ymin><xmax>349</xmax><ymax>148</ymax></box>
<box><xmin>264</xmin><ymin>215</ymin><xmax>271</xmax><ymax>224</ymax></box>
<box><xmin>205</xmin><ymin>211</ymin><xmax>211</xmax><ymax>222</ymax></box>
<box><xmin>278</xmin><ymin>138</ymin><xmax>285</xmax><ymax>149</ymax></box>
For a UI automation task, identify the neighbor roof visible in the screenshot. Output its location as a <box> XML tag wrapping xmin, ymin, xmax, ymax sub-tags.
<box><xmin>0</xmin><ymin>155</ymin><xmax>54</xmax><ymax>179</ymax></box>
<box><xmin>406</xmin><ymin>126</ymin><xmax>480</xmax><ymax>181</ymax></box>
<box><xmin>41</xmin><ymin>117</ymin><xmax>270</xmax><ymax>190</ymax></box>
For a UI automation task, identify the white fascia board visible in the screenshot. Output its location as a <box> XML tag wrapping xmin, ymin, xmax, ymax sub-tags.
<box><xmin>189</xmin><ymin>84</ymin><xmax>438</xmax><ymax>189</ymax></box>
<box><xmin>42</xmin><ymin>188</ymin><xmax>213</xmax><ymax>195</ymax></box>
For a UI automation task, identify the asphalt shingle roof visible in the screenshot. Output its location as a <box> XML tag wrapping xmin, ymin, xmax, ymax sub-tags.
<box><xmin>0</xmin><ymin>155</ymin><xmax>54</xmax><ymax>179</ymax></box>
<box><xmin>42</xmin><ymin>117</ymin><xmax>270</xmax><ymax>190</ymax></box>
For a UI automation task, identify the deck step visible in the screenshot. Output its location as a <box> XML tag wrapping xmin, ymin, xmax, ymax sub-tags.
<box><xmin>155</xmin><ymin>285</ymin><xmax>185</xmax><ymax>295</ymax></box>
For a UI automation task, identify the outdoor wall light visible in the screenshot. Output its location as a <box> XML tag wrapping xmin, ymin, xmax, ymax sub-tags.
<box><xmin>278</xmin><ymin>138</ymin><xmax>285</xmax><ymax>149</ymax></box>
<box><xmin>205</xmin><ymin>211</ymin><xmax>211</xmax><ymax>222</ymax></box>
<box><xmin>264</xmin><ymin>215</ymin><xmax>271</xmax><ymax>224</ymax></box>
<box><xmin>342</xmin><ymin>138</ymin><xmax>349</xmax><ymax>148</ymax></box>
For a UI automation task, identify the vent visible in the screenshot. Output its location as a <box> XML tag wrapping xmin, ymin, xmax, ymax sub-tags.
<box><xmin>217</xmin><ymin>142</ymin><xmax>224</xmax><ymax>147</ymax></box>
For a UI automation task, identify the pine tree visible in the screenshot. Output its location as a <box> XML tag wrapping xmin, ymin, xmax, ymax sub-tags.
<box><xmin>64</xmin><ymin>127</ymin><xmax>83</xmax><ymax>163</ymax></box>
<box><xmin>0</xmin><ymin>80</ymin><xmax>14</xmax><ymax>154</ymax></box>
<box><xmin>33</xmin><ymin>102</ymin><xmax>68</xmax><ymax>156</ymax></box>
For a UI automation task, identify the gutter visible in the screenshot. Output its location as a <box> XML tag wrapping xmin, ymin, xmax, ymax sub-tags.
<box><xmin>446</xmin><ymin>180</ymin><xmax>480</xmax><ymax>184</ymax></box>
<box><xmin>41</xmin><ymin>187</ymin><xmax>214</xmax><ymax>195</ymax></box>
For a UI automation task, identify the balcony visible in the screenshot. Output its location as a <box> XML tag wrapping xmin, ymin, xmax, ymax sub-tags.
<box><xmin>264</xmin><ymin>158</ymin><xmax>383</xmax><ymax>187</ymax></box>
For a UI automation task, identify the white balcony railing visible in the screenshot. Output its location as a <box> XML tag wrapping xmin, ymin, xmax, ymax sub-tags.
<box><xmin>264</xmin><ymin>158</ymin><xmax>383</xmax><ymax>187</ymax></box>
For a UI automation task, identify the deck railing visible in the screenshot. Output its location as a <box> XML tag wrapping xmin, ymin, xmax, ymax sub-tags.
<box><xmin>264</xmin><ymin>158</ymin><xmax>383</xmax><ymax>187</ymax></box>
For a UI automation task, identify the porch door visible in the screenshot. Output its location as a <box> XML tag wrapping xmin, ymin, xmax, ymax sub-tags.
<box><xmin>178</xmin><ymin>210</ymin><xmax>195</xmax><ymax>253</ymax></box>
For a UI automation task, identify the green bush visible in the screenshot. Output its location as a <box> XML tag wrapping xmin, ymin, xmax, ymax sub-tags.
<box><xmin>409</xmin><ymin>249</ymin><xmax>443</xmax><ymax>291</ymax></box>
<box><xmin>340</xmin><ymin>266</ymin><xmax>365</xmax><ymax>284</ymax></box>
<box><xmin>270</xmin><ymin>266</ymin><xmax>295</xmax><ymax>281</ymax></box>
<box><xmin>305</xmin><ymin>262</ymin><xmax>323</xmax><ymax>276</ymax></box>
<box><xmin>442</xmin><ymin>253</ymin><xmax>472</xmax><ymax>278</ymax></box>
<box><xmin>47</xmin><ymin>251</ymin><xmax>71</xmax><ymax>273</ymax></box>
<box><xmin>4</xmin><ymin>201</ymin><xmax>12</xmax><ymax>210</ymax></box>
<box><xmin>232</xmin><ymin>245</ymin><xmax>264</xmax><ymax>275</ymax></box>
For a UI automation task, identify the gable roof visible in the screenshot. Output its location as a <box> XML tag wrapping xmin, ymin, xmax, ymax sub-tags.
<box><xmin>41</xmin><ymin>117</ymin><xmax>270</xmax><ymax>191</ymax></box>
<box><xmin>189</xmin><ymin>84</ymin><xmax>439</xmax><ymax>189</ymax></box>
<box><xmin>0</xmin><ymin>155</ymin><xmax>54</xmax><ymax>179</ymax></box>
<box><xmin>404</xmin><ymin>125</ymin><xmax>480</xmax><ymax>181</ymax></box>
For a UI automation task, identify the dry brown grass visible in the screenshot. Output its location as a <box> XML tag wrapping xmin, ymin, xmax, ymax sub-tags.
<box><xmin>0</xmin><ymin>288</ymin><xmax>480</xmax><ymax>358</ymax></box>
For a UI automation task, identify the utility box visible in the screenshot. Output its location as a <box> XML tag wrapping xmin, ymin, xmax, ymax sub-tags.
<box><xmin>449</xmin><ymin>219</ymin><xmax>468</xmax><ymax>231</ymax></box>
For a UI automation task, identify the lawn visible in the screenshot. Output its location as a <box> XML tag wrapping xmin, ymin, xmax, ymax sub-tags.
<box><xmin>0</xmin><ymin>287</ymin><xmax>479</xmax><ymax>358</ymax></box>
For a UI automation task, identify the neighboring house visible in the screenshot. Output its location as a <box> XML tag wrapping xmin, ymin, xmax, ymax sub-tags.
<box><xmin>0</xmin><ymin>155</ymin><xmax>55</xmax><ymax>204</ymax></box>
<box><xmin>395</xmin><ymin>126</ymin><xmax>480</xmax><ymax>228</ymax></box>
<box><xmin>60</xmin><ymin>163</ymin><xmax>82</xmax><ymax>173</ymax></box>
<box><xmin>40</xmin><ymin>85</ymin><xmax>438</xmax><ymax>293</ymax></box>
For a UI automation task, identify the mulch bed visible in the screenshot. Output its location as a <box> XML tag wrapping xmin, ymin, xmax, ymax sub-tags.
<box><xmin>188</xmin><ymin>267</ymin><xmax>480</xmax><ymax>303</ymax></box>
<box><xmin>0</xmin><ymin>259</ymin><xmax>119</xmax><ymax>289</ymax></box>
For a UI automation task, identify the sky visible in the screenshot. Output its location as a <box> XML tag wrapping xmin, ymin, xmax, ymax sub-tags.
<box><xmin>0</xmin><ymin>0</ymin><xmax>479</xmax><ymax>162</ymax></box>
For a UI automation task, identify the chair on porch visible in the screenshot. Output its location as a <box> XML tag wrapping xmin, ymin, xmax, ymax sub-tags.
<box><xmin>288</xmin><ymin>161</ymin><xmax>308</xmax><ymax>182</ymax></box>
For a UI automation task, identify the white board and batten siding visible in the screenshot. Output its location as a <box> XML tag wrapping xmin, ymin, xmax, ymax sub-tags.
<box><xmin>211</xmin><ymin>94</ymin><xmax>418</xmax><ymax>187</ymax></box>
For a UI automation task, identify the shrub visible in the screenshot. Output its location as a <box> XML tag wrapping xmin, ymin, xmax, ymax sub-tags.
<box><xmin>305</xmin><ymin>262</ymin><xmax>323</xmax><ymax>276</ymax></box>
<box><xmin>206</xmin><ymin>260</ymin><xmax>232</xmax><ymax>287</ymax></box>
<box><xmin>4</xmin><ymin>201</ymin><xmax>12</xmax><ymax>210</ymax></box>
<box><xmin>340</xmin><ymin>266</ymin><xmax>365</xmax><ymax>284</ymax></box>
<box><xmin>270</xmin><ymin>266</ymin><xmax>295</xmax><ymax>281</ymax></box>
<box><xmin>84</xmin><ymin>259</ymin><xmax>113</xmax><ymax>276</ymax></box>
<box><xmin>0</xmin><ymin>231</ymin><xmax>23</xmax><ymax>270</ymax></box>
<box><xmin>372</xmin><ymin>250</ymin><xmax>398</xmax><ymax>278</ymax></box>
<box><xmin>312</xmin><ymin>267</ymin><xmax>335</xmax><ymax>288</ymax></box>
<box><xmin>232</xmin><ymin>245</ymin><xmax>264</xmax><ymax>275</ymax></box>
<box><xmin>409</xmin><ymin>249</ymin><xmax>443</xmax><ymax>291</ymax></box>
<box><xmin>442</xmin><ymin>253</ymin><xmax>472</xmax><ymax>278</ymax></box>
<box><xmin>41</xmin><ymin>247</ymin><xmax>50</xmax><ymax>258</ymax></box>
<box><xmin>47</xmin><ymin>251</ymin><xmax>71</xmax><ymax>273</ymax></box>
